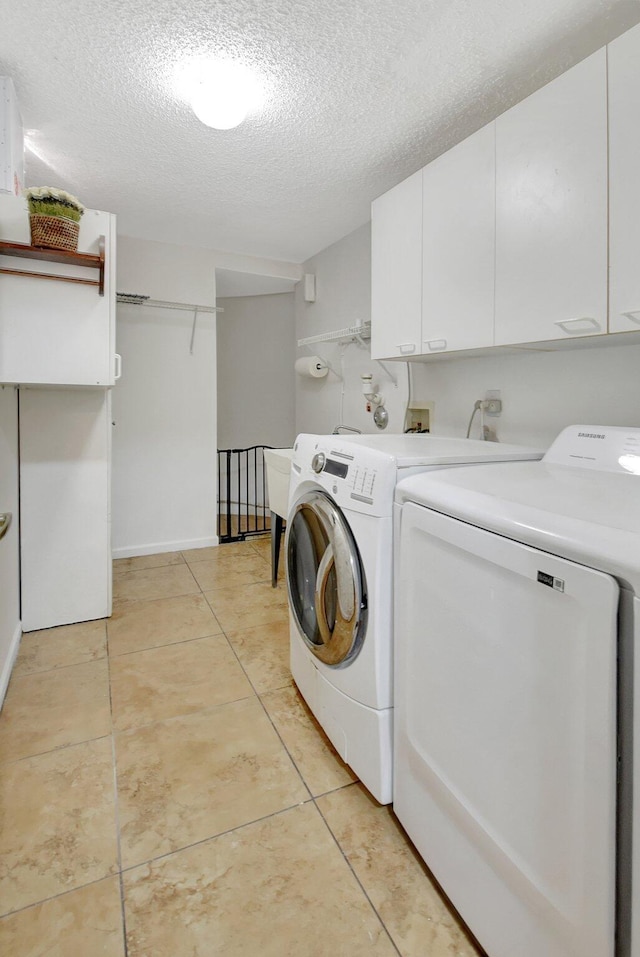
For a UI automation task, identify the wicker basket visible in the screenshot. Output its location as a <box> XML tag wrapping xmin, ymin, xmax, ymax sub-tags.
<box><xmin>29</xmin><ymin>214</ymin><xmax>80</xmax><ymax>252</ymax></box>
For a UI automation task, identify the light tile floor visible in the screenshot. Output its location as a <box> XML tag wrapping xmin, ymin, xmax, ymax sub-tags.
<box><xmin>0</xmin><ymin>540</ymin><xmax>482</xmax><ymax>957</ymax></box>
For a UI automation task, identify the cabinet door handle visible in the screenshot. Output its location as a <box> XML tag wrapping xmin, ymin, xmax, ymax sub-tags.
<box><xmin>423</xmin><ymin>339</ymin><xmax>447</xmax><ymax>352</ymax></box>
<box><xmin>397</xmin><ymin>343</ymin><xmax>416</xmax><ymax>354</ymax></box>
<box><xmin>0</xmin><ymin>512</ymin><xmax>11</xmax><ymax>541</ymax></box>
<box><xmin>114</xmin><ymin>354</ymin><xmax>122</xmax><ymax>381</ymax></box>
<box><xmin>621</xmin><ymin>310</ymin><xmax>640</xmax><ymax>325</ymax></box>
<box><xmin>554</xmin><ymin>317</ymin><xmax>601</xmax><ymax>335</ymax></box>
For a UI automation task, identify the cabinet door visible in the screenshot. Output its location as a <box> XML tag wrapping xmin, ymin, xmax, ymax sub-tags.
<box><xmin>495</xmin><ymin>50</ymin><xmax>607</xmax><ymax>346</ymax></box>
<box><xmin>422</xmin><ymin>123</ymin><xmax>495</xmax><ymax>353</ymax></box>
<box><xmin>20</xmin><ymin>388</ymin><xmax>112</xmax><ymax>631</ymax></box>
<box><xmin>609</xmin><ymin>23</ymin><xmax>640</xmax><ymax>335</ymax></box>
<box><xmin>370</xmin><ymin>170</ymin><xmax>422</xmax><ymax>359</ymax></box>
<box><xmin>0</xmin><ymin>196</ymin><xmax>116</xmax><ymax>386</ymax></box>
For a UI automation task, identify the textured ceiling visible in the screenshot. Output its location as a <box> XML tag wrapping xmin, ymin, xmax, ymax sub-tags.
<box><xmin>1</xmin><ymin>0</ymin><xmax>639</xmax><ymax>264</ymax></box>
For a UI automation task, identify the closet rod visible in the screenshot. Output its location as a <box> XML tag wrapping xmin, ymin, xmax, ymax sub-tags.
<box><xmin>116</xmin><ymin>292</ymin><xmax>223</xmax><ymax>314</ymax></box>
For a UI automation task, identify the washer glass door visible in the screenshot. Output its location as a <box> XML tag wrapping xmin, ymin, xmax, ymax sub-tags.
<box><xmin>286</xmin><ymin>490</ymin><xmax>367</xmax><ymax>666</ymax></box>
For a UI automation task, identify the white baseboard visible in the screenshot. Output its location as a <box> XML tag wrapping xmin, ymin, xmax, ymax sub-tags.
<box><xmin>0</xmin><ymin>621</ymin><xmax>22</xmax><ymax>710</ymax></box>
<box><xmin>112</xmin><ymin>536</ymin><xmax>219</xmax><ymax>560</ymax></box>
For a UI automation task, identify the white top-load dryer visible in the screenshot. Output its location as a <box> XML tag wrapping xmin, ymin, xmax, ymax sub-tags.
<box><xmin>393</xmin><ymin>424</ymin><xmax>640</xmax><ymax>957</ymax></box>
<box><xmin>285</xmin><ymin>432</ymin><xmax>543</xmax><ymax>804</ymax></box>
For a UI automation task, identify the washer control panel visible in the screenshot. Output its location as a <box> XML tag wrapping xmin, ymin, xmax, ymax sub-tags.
<box><xmin>293</xmin><ymin>434</ymin><xmax>397</xmax><ymax>517</ymax></box>
<box><xmin>350</xmin><ymin>465</ymin><xmax>377</xmax><ymax>502</ymax></box>
<box><xmin>324</xmin><ymin>458</ymin><xmax>349</xmax><ymax>479</ymax></box>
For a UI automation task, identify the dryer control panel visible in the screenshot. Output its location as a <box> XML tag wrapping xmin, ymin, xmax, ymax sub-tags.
<box><xmin>544</xmin><ymin>424</ymin><xmax>640</xmax><ymax>474</ymax></box>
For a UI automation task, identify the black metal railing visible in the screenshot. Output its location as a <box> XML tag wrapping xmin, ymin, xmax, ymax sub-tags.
<box><xmin>217</xmin><ymin>445</ymin><xmax>272</xmax><ymax>543</ymax></box>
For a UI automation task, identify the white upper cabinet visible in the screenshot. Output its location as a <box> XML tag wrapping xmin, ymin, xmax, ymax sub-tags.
<box><xmin>0</xmin><ymin>195</ymin><xmax>116</xmax><ymax>386</ymax></box>
<box><xmin>494</xmin><ymin>49</ymin><xmax>608</xmax><ymax>346</ymax></box>
<box><xmin>371</xmin><ymin>170</ymin><xmax>422</xmax><ymax>360</ymax></box>
<box><xmin>422</xmin><ymin>123</ymin><xmax>495</xmax><ymax>353</ymax></box>
<box><xmin>608</xmin><ymin>23</ymin><xmax>640</xmax><ymax>335</ymax></box>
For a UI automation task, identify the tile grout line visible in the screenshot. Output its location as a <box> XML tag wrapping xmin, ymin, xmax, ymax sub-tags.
<box><xmin>108</xmin><ymin>628</ymin><xmax>228</xmax><ymax>661</ymax></box>
<box><xmin>9</xmin><ymin>649</ymin><xmax>108</xmax><ymax>681</ymax></box>
<box><xmin>112</xmin><ymin>692</ymin><xmax>259</xmax><ymax>737</ymax></box>
<box><xmin>106</xmin><ymin>626</ymin><xmax>130</xmax><ymax>957</ymax></box>
<box><xmin>5</xmin><ymin>652</ymin><xmax>109</xmax><ymax>683</ymax></box>
<box><xmin>0</xmin><ymin>874</ymin><xmax>122</xmax><ymax>923</ymax></box>
<box><xmin>0</xmin><ymin>732</ymin><xmax>113</xmax><ymax>769</ymax></box>
<box><xmin>118</xmin><ymin>799</ymin><xmax>317</xmax><ymax>876</ymax></box>
<box><xmin>312</xmin><ymin>798</ymin><xmax>404</xmax><ymax>957</ymax></box>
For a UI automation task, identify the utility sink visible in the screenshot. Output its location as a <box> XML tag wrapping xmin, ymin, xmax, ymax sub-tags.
<box><xmin>264</xmin><ymin>448</ymin><xmax>294</xmax><ymax>519</ymax></box>
<box><xmin>263</xmin><ymin>448</ymin><xmax>294</xmax><ymax>587</ymax></box>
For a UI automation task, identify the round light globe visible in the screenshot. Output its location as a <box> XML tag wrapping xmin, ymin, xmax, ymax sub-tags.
<box><xmin>190</xmin><ymin>61</ymin><xmax>262</xmax><ymax>130</ymax></box>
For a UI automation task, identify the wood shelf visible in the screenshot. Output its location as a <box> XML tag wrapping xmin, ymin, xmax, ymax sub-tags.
<box><xmin>0</xmin><ymin>237</ymin><xmax>106</xmax><ymax>295</ymax></box>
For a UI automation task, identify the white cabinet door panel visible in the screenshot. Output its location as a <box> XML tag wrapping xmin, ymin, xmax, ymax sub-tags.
<box><xmin>495</xmin><ymin>50</ymin><xmax>607</xmax><ymax>346</ymax></box>
<box><xmin>371</xmin><ymin>170</ymin><xmax>422</xmax><ymax>359</ymax></box>
<box><xmin>20</xmin><ymin>388</ymin><xmax>112</xmax><ymax>631</ymax></box>
<box><xmin>608</xmin><ymin>23</ymin><xmax>640</xmax><ymax>335</ymax></box>
<box><xmin>422</xmin><ymin>123</ymin><xmax>495</xmax><ymax>352</ymax></box>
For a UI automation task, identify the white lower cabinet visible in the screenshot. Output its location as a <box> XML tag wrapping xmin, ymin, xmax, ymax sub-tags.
<box><xmin>422</xmin><ymin>123</ymin><xmax>495</xmax><ymax>353</ymax></box>
<box><xmin>20</xmin><ymin>388</ymin><xmax>112</xmax><ymax>632</ymax></box>
<box><xmin>494</xmin><ymin>49</ymin><xmax>607</xmax><ymax>347</ymax></box>
<box><xmin>608</xmin><ymin>22</ymin><xmax>640</xmax><ymax>335</ymax></box>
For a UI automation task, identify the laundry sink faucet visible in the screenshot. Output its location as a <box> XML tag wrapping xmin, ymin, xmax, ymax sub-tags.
<box><xmin>332</xmin><ymin>425</ymin><xmax>362</xmax><ymax>434</ymax></box>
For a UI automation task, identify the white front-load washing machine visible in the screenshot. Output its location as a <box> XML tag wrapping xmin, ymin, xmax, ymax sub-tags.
<box><xmin>393</xmin><ymin>424</ymin><xmax>640</xmax><ymax>957</ymax></box>
<box><xmin>285</xmin><ymin>432</ymin><xmax>543</xmax><ymax>804</ymax></box>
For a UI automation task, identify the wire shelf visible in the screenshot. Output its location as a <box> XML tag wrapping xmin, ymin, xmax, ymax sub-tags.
<box><xmin>297</xmin><ymin>321</ymin><xmax>371</xmax><ymax>347</ymax></box>
<box><xmin>117</xmin><ymin>293</ymin><xmax>222</xmax><ymax>314</ymax></box>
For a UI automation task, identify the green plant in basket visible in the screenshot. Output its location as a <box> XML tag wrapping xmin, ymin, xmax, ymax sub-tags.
<box><xmin>23</xmin><ymin>187</ymin><xmax>85</xmax><ymax>223</ymax></box>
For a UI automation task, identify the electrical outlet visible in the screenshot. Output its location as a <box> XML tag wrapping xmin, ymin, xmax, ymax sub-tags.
<box><xmin>484</xmin><ymin>389</ymin><xmax>502</xmax><ymax>416</ymax></box>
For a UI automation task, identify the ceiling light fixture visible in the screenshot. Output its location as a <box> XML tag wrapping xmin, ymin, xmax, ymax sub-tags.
<box><xmin>189</xmin><ymin>60</ymin><xmax>264</xmax><ymax>130</ymax></box>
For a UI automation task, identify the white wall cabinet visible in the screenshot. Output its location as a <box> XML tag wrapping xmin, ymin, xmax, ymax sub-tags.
<box><xmin>495</xmin><ymin>49</ymin><xmax>607</xmax><ymax>346</ymax></box>
<box><xmin>0</xmin><ymin>195</ymin><xmax>117</xmax><ymax>386</ymax></box>
<box><xmin>20</xmin><ymin>388</ymin><xmax>112</xmax><ymax>632</ymax></box>
<box><xmin>370</xmin><ymin>39</ymin><xmax>629</xmax><ymax>359</ymax></box>
<box><xmin>422</xmin><ymin>123</ymin><xmax>495</xmax><ymax>354</ymax></box>
<box><xmin>608</xmin><ymin>22</ymin><xmax>640</xmax><ymax>336</ymax></box>
<box><xmin>371</xmin><ymin>170</ymin><xmax>422</xmax><ymax>360</ymax></box>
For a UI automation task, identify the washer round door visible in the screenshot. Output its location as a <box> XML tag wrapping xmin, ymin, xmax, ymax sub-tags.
<box><xmin>286</xmin><ymin>489</ymin><xmax>368</xmax><ymax>667</ymax></box>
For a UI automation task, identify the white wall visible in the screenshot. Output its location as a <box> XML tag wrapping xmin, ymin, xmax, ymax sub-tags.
<box><xmin>112</xmin><ymin>236</ymin><xmax>218</xmax><ymax>557</ymax></box>
<box><xmin>295</xmin><ymin>223</ymin><xmax>409</xmax><ymax>436</ymax></box>
<box><xmin>217</xmin><ymin>293</ymin><xmax>296</xmax><ymax>449</ymax></box>
<box><xmin>410</xmin><ymin>340</ymin><xmax>640</xmax><ymax>448</ymax></box>
<box><xmin>0</xmin><ymin>385</ymin><xmax>20</xmax><ymax>705</ymax></box>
